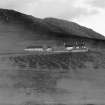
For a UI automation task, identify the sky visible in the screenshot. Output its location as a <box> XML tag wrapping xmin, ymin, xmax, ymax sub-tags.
<box><xmin>0</xmin><ymin>0</ymin><xmax>105</xmax><ymax>35</ymax></box>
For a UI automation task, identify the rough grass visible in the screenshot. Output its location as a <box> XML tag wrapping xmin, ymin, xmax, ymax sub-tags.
<box><xmin>4</xmin><ymin>50</ymin><xmax>105</xmax><ymax>94</ymax></box>
<box><xmin>9</xmin><ymin>50</ymin><xmax>105</xmax><ymax>72</ymax></box>
<box><xmin>0</xmin><ymin>50</ymin><xmax>105</xmax><ymax>104</ymax></box>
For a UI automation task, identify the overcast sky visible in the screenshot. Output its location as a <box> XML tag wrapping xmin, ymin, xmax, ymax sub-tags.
<box><xmin>0</xmin><ymin>0</ymin><xmax>105</xmax><ymax>35</ymax></box>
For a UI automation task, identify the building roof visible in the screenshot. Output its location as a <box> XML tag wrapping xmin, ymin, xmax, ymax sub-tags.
<box><xmin>27</xmin><ymin>45</ymin><xmax>43</xmax><ymax>48</ymax></box>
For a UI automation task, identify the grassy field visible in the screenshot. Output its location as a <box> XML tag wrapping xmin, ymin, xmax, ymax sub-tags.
<box><xmin>0</xmin><ymin>50</ymin><xmax>104</xmax><ymax>105</ymax></box>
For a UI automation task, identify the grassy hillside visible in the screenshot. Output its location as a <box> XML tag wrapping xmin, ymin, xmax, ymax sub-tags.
<box><xmin>8</xmin><ymin>50</ymin><xmax>105</xmax><ymax>71</ymax></box>
<box><xmin>0</xmin><ymin>50</ymin><xmax>101</xmax><ymax>94</ymax></box>
<box><xmin>0</xmin><ymin>8</ymin><xmax>105</xmax><ymax>104</ymax></box>
<box><xmin>43</xmin><ymin>18</ymin><xmax>105</xmax><ymax>40</ymax></box>
<box><xmin>0</xmin><ymin>50</ymin><xmax>103</xmax><ymax>104</ymax></box>
<box><xmin>0</xmin><ymin>9</ymin><xmax>104</xmax><ymax>53</ymax></box>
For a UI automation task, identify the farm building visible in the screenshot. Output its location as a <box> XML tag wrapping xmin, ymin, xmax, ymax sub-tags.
<box><xmin>24</xmin><ymin>45</ymin><xmax>44</xmax><ymax>52</ymax></box>
<box><xmin>24</xmin><ymin>37</ymin><xmax>89</xmax><ymax>53</ymax></box>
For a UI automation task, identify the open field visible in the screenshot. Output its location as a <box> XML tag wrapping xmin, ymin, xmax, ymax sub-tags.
<box><xmin>0</xmin><ymin>50</ymin><xmax>104</xmax><ymax>105</ymax></box>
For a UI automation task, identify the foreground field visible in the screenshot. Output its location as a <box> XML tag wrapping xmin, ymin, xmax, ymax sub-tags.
<box><xmin>0</xmin><ymin>50</ymin><xmax>105</xmax><ymax>105</ymax></box>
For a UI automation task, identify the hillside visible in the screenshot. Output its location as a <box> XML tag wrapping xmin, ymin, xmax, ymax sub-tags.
<box><xmin>0</xmin><ymin>8</ymin><xmax>104</xmax><ymax>40</ymax></box>
<box><xmin>0</xmin><ymin>8</ymin><xmax>105</xmax><ymax>104</ymax></box>
<box><xmin>0</xmin><ymin>50</ymin><xmax>105</xmax><ymax>104</ymax></box>
<box><xmin>8</xmin><ymin>50</ymin><xmax>105</xmax><ymax>71</ymax></box>
<box><xmin>0</xmin><ymin>9</ymin><xmax>104</xmax><ymax>53</ymax></box>
<box><xmin>43</xmin><ymin>18</ymin><xmax>105</xmax><ymax>40</ymax></box>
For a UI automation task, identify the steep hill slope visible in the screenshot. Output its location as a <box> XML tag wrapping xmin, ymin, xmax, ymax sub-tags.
<box><xmin>0</xmin><ymin>8</ymin><xmax>104</xmax><ymax>53</ymax></box>
<box><xmin>0</xmin><ymin>8</ymin><xmax>105</xmax><ymax>104</ymax></box>
<box><xmin>43</xmin><ymin>18</ymin><xmax>105</xmax><ymax>40</ymax></box>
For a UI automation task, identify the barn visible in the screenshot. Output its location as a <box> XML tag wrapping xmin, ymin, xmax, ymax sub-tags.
<box><xmin>24</xmin><ymin>37</ymin><xmax>88</xmax><ymax>53</ymax></box>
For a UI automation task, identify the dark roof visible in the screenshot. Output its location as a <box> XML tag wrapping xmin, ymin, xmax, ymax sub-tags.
<box><xmin>27</xmin><ymin>46</ymin><xmax>43</xmax><ymax>48</ymax></box>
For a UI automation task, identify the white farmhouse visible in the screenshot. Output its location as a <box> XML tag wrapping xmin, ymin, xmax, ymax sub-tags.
<box><xmin>24</xmin><ymin>46</ymin><xmax>43</xmax><ymax>52</ymax></box>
